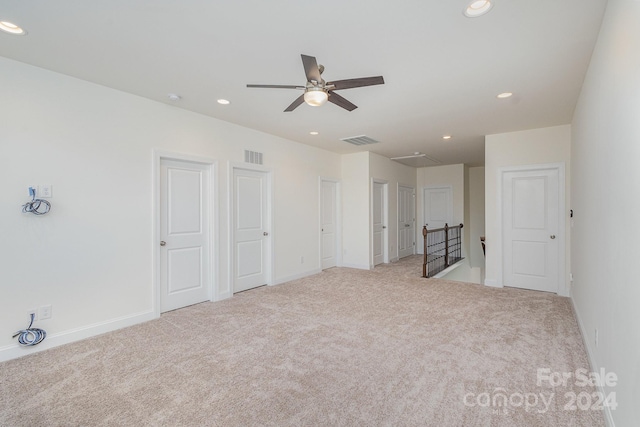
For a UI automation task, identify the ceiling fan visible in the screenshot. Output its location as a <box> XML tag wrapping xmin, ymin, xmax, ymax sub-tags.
<box><xmin>247</xmin><ymin>54</ymin><xmax>384</xmax><ymax>112</ymax></box>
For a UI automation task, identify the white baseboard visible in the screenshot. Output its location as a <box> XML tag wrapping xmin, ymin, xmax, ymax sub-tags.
<box><xmin>0</xmin><ymin>310</ymin><xmax>156</xmax><ymax>363</ymax></box>
<box><xmin>340</xmin><ymin>263</ymin><xmax>372</xmax><ymax>270</ymax></box>
<box><xmin>390</xmin><ymin>257</ymin><xmax>400</xmax><ymax>263</ymax></box>
<box><xmin>214</xmin><ymin>291</ymin><xmax>232</xmax><ymax>302</ymax></box>
<box><xmin>484</xmin><ymin>278</ymin><xmax>502</xmax><ymax>288</ymax></box>
<box><xmin>570</xmin><ymin>298</ymin><xmax>615</xmax><ymax>427</ymax></box>
<box><xmin>273</xmin><ymin>269</ymin><xmax>322</xmax><ymax>286</ymax></box>
<box><xmin>433</xmin><ymin>260</ymin><xmax>464</xmax><ymax>278</ymax></box>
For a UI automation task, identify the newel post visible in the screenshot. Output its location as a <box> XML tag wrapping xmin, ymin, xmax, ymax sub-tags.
<box><xmin>422</xmin><ymin>226</ymin><xmax>428</xmax><ymax>278</ymax></box>
<box><xmin>444</xmin><ymin>223</ymin><xmax>449</xmax><ymax>267</ymax></box>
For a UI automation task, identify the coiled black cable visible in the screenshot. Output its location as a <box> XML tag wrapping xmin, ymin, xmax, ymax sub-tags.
<box><xmin>22</xmin><ymin>198</ymin><xmax>50</xmax><ymax>215</ymax></box>
<box><xmin>13</xmin><ymin>313</ymin><xmax>47</xmax><ymax>346</ymax></box>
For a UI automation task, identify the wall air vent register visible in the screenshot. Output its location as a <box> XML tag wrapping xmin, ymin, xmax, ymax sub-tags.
<box><xmin>244</xmin><ymin>150</ymin><xmax>264</xmax><ymax>165</ymax></box>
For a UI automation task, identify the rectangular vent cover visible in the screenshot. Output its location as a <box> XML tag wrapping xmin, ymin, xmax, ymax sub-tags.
<box><xmin>244</xmin><ymin>150</ymin><xmax>263</xmax><ymax>165</ymax></box>
<box><xmin>340</xmin><ymin>135</ymin><xmax>380</xmax><ymax>146</ymax></box>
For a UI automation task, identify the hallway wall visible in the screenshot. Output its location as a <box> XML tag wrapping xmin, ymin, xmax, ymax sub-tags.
<box><xmin>570</xmin><ymin>0</ymin><xmax>640</xmax><ymax>424</ymax></box>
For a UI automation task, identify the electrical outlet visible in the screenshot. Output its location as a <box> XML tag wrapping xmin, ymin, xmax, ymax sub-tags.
<box><xmin>595</xmin><ymin>328</ymin><xmax>599</xmax><ymax>347</ymax></box>
<box><xmin>39</xmin><ymin>185</ymin><xmax>52</xmax><ymax>198</ymax></box>
<box><xmin>40</xmin><ymin>305</ymin><xmax>52</xmax><ymax>320</ymax></box>
<box><xmin>300</xmin><ymin>256</ymin><xmax>304</xmax><ymax>264</ymax></box>
<box><xmin>27</xmin><ymin>309</ymin><xmax>37</xmax><ymax>321</ymax></box>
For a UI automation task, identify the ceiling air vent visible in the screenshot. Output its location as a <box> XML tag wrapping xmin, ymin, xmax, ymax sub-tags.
<box><xmin>244</xmin><ymin>150</ymin><xmax>263</xmax><ymax>165</ymax></box>
<box><xmin>340</xmin><ymin>135</ymin><xmax>380</xmax><ymax>146</ymax></box>
<box><xmin>390</xmin><ymin>152</ymin><xmax>442</xmax><ymax>168</ymax></box>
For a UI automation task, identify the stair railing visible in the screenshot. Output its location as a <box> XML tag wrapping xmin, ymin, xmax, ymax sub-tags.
<box><xmin>422</xmin><ymin>223</ymin><xmax>464</xmax><ymax>278</ymax></box>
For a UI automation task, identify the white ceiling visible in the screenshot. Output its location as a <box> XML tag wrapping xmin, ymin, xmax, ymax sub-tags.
<box><xmin>0</xmin><ymin>0</ymin><xmax>607</xmax><ymax>166</ymax></box>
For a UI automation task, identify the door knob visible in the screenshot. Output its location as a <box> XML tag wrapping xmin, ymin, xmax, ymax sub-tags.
<box><xmin>160</xmin><ymin>241</ymin><xmax>166</xmax><ymax>246</ymax></box>
<box><xmin>382</xmin><ymin>226</ymin><xmax>387</xmax><ymax>229</ymax></box>
<box><xmin>405</xmin><ymin>224</ymin><xmax>410</xmax><ymax>227</ymax></box>
<box><xmin>550</xmin><ymin>235</ymin><xmax>556</xmax><ymax>239</ymax></box>
<box><xmin>263</xmin><ymin>232</ymin><xmax>269</xmax><ymax>236</ymax></box>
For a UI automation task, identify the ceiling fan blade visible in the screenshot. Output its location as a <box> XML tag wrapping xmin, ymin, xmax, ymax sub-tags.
<box><xmin>301</xmin><ymin>54</ymin><xmax>322</xmax><ymax>83</ymax></box>
<box><xmin>247</xmin><ymin>84</ymin><xmax>305</xmax><ymax>89</ymax></box>
<box><xmin>284</xmin><ymin>94</ymin><xmax>305</xmax><ymax>112</ymax></box>
<box><xmin>328</xmin><ymin>91</ymin><xmax>358</xmax><ymax>111</ymax></box>
<box><xmin>328</xmin><ymin>76</ymin><xmax>385</xmax><ymax>90</ymax></box>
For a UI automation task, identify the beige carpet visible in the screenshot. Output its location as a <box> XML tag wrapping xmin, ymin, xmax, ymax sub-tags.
<box><xmin>0</xmin><ymin>256</ymin><xmax>604</xmax><ymax>426</ymax></box>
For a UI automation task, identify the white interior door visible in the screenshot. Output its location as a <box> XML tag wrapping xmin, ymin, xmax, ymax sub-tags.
<box><xmin>398</xmin><ymin>185</ymin><xmax>415</xmax><ymax>258</ymax></box>
<box><xmin>321</xmin><ymin>180</ymin><xmax>338</xmax><ymax>270</ymax></box>
<box><xmin>503</xmin><ymin>168</ymin><xmax>560</xmax><ymax>293</ymax></box>
<box><xmin>372</xmin><ymin>181</ymin><xmax>387</xmax><ymax>266</ymax></box>
<box><xmin>233</xmin><ymin>168</ymin><xmax>270</xmax><ymax>293</ymax></box>
<box><xmin>160</xmin><ymin>159</ymin><xmax>210</xmax><ymax>312</ymax></box>
<box><xmin>423</xmin><ymin>186</ymin><xmax>452</xmax><ymax>229</ymax></box>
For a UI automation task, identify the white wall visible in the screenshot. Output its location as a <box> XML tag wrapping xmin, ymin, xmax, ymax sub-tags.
<box><xmin>0</xmin><ymin>57</ymin><xmax>341</xmax><ymax>360</ymax></box>
<box><xmin>340</xmin><ymin>152</ymin><xmax>370</xmax><ymax>269</ymax></box>
<box><xmin>369</xmin><ymin>153</ymin><xmax>417</xmax><ymax>262</ymax></box>
<box><xmin>468</xmin><ymin>167</ymin><xmax>485</xmax><ymax>269</ymax></box>
<box><xmin>571</xmin><ymin>0</ymin><xmax>640</xmax><ymax>425</ymax></box>
<box><xmin>484</xmin><ymin>125</ymin><xmax>571</xmax><ymax>291</ymax></box>
<box><xmin>464</xmin><ymin>166</ymin><xmax>471</xmax><ymax>262</ymax></box>
<box><xmin>340</xmin><ymin>152</ymin><xmax>417</xmax><ymax>268</ymax></box>
<box><xmin>416</xmin><ymin>164</ymin><xmax>465</xmax><ymax>254</ymax></box>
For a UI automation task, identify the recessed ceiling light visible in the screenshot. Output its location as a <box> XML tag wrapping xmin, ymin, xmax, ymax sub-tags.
<box><xmin>464</xmin><ymin>0</ymin><xmax>493</xmax><ymax>18</ymax></box>
<box><xmin>497</xmin><ymin>92</ymin><xmax>513</xmax><ymax>99</ymax></box>
<box><xmin>443</xmin><ymin>135</ymin><xmax>452</xmax><ymax>140</ymax></box>
<box><xmin>309</xmin><ymin>131</ymin><xmax>319</xmax><ymax>135</ymax></box>
<box><xmin>217</xmin><ymin>99</ymin><xmax>230</xmax><ymax>105</ymax></box>
<box><xmin>0</xmin><ymin>21</ymin><xmax>27</xmax><ymax>35</ymax></box>
<box><xmin>167</xmin><ymin>93</ymin><xmax>181</xmax><ymax>101</ymax></box>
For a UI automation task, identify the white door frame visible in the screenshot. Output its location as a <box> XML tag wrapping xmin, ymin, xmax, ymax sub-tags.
<box><xmin>228</xmin><ymin>162</ymin><xmax>274</xmax><ymax>294</ymax></box>
<box><xmin>371</xmin><ymin>179</ymin><xmax>389</xmax><ymax>266</ymax></box>
<box><xmin>152</xmin><ymin>150</ymin><xmax>219</xmax><ymax>317</ymax></box>
<box><xmin>397</xmin><ymin>184</ymin><xmax>416</xmax><ymax>258</ymax></box>
<box><xmin>319</xmin><ymin>177</ymin><xmax>342</xmax><ymax>269</ymax></box>
<box><xmin>496</xmin><ymin>162</ymin><xmax>567</xmax><ymax>296</ymax></box>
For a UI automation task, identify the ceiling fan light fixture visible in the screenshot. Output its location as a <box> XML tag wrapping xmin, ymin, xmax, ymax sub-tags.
<box><xmin>304</xmin><ymin>88</ymin><xmax>328</xmax><ymax>107</ymax></box>
<box><xmin>464</xmin><ymin>0</ymin><xmax>493</xmax><ymax>17</ymax></box>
